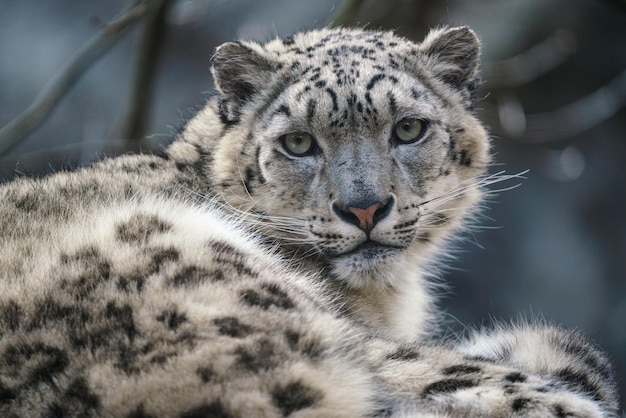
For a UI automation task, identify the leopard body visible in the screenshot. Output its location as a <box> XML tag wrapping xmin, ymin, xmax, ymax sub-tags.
<box><xmin>0</xmin><ymin>27</ymin><xmax>618</xmax><ymax>417</ymax></box>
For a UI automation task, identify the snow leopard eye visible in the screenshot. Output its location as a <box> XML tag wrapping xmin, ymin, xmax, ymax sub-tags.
<box><xmin>280</xmin><ymin>132</ymin><xmax>316</xmax><ymax>156</ymax></box>
<box><xmin>393</xmin><ymin>118</ymin><xmax>428</xmax><ymax>144</ymax></box>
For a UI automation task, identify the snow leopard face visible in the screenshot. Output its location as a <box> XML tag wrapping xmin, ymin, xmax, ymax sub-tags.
<box><xmin>206</xmin><ymin>27</ymin><xmax>490</xmax><ymax>288</ymax></box>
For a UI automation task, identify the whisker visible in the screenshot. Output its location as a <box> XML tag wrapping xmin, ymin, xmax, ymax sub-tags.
<box><xmin>419</xmin><ymin>170</ymin><xmax>528</xmax><ymax>213</ymax></box>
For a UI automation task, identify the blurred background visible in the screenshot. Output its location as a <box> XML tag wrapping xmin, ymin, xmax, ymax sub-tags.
<box><xmin>1</xmin><ymin>0</ymin><xmax>624</xmax><ymax>409</ymax></box>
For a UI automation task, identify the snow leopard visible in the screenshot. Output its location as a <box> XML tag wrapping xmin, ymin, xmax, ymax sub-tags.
<box><xmin>0</xmin><ymin>26</ymin><xmax>618</xmax><ymax>417</ymax></box>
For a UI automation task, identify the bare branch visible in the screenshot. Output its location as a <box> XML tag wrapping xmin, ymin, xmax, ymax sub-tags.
<box><xmin>0</xmin><ymin>0</ymin><xmax>159</xmax><ymax>156</ymax></box>
<box><xmin>115</xmin><ymin>0</ymin><xmax>170</xmax><ymax>147</ymax></box>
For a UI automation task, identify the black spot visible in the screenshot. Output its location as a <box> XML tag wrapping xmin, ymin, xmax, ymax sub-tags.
<box><xmin>209</xmin><ymin>241</ymin><xmax>257</xmax><ymax>277</ymax></box>
<box><xmin>314</xmin><ymin>80</ymin><xmax>326</xmax><ymax>88</ymax></box>
<box><xmin>504</xmin><ymin>383</ymin><xmax>518</xmax><ymax>395</ymax></box>
<box><xmin>59</xmin><ymin>247</ymin><xmax>112</xmax><ymax>291</ymax></box>
<box><xmin>169</xmin><ymin>266</ymin><xmax>214</xmax><ymax>287</ymax></box>
<box><xmin>58</xmin><ymin>251</ymin><xmax>112</xmax><ymax>298</ymax></box>
<box><xmin>235</xmin><ymin>338</ymin><xmax>276</xmax><ymax>372</ymax></box>
<box><xmin>0</xmin><ymin>381</ymin><xmax>16</xmax><ymax>402</ymax></box>
<box><xmin>276</xmin><ymin>104</ymin><xmax>291</xmax><ymax>117</ymax></box>
<box><xmin>512</xmin><ymin>397</ymin><xmax>531</xmax><ymax>412</ymax></box>
<box><xmin>105</xmin><ymin>302</ymin><xmax>137</xmax><ymax>341</ymax></box>
<box><xmin>410</xmin><ymin>88</ymin><xmax>422</xmax><ymax>100</ymax></box>
<box><xmin>116</xmin><ymin>213</ymin><xmax>172</xmax><ymax>243</ymax></box>
<box><xmin>282</xmin><ymin>36</ymin><xmax>295</xmax><ymax>46</ymax></box>
<box><xmin>64</xmin><ymin>377</ymin><xmax>100</xmax><ymax>410</ymax></box>
<box><xmin>555</xmin><ymin>368</ymin><xmax>601</xmax><ymax>401</ymax></box>
<box><xmin>180</xmin><ymin>402</ymin><xmax>232</xmax><ymax>418</ymax></box>
<box><xmin>557</xmin><ymin>333</ymin><xmax>615</xmax><ymax>382</ymax></box>
<box><xmin>272</xmin><ymin>381</ymin><xmax>321</xmax><ymax>416</ymax></box>
<box><xmin>148</xmin><ymin>247</ymin><xmax>180</xmax><ymax>273</ymax></box>
<box><xmin>458</xmin><ymin>149</ymin><xmax>472</xmax><ymax>167</ymax></box>
<box><xmin>366</xmin><ymin>74</ymin><xmax>385</xmax><ymax>90</ymax></box>
<box><xmin>504</xmin><ymin>372</ymin><xmax>527</xmax><ymax>383</ymax></box>
<box><xmin>462</xmin><ymin>354</ymin><xmax>497</xmax><ymax>364</ymax></box>
<box><xmin>14</xmin><ymin>194</ymin><xmax>40</xmax><ymax>212</ymax></box>
<box><xmin>211</xmin><ymin>270</ymin><xmax>225</xmax><ymax>281</ymax></box>
<box><xmin>422</xmin><ymin>379</ymin><xmax>477</xmax><ymax>397</ymax></box>
<box><xmin>240</xmin><ymin>284</ymin><xmax>295</xmax><ymax>310</ymax></box>
<box><xmin>212</xmin><ymin>317</ymin><xmax>253</xmax><ymax>338</ymax></box>
<box><xmin>157</xmin><ymin>309</ymin><xmax>188</xmax><ymax>330</ymax></box>
<box><xmin>285</xmin><ymin>330</ymin><xmax>301</xmax><ymax>350</ymax></box>
<box><xmin>553</xmin><ymin>404</ymin><xmax>568</xmax><ymax>418</ymax></box>
<box><xmin>60</xmin><ymin>245</ymin><xmax>99</xmax><ymax>264</ymax></box>
<box><xmin>196</xmin><ymin>367</ymin><xmax>214</xmax><ymax>383</ymax></box>
<box><xmin>284</xmin><ymin>330</ymin><xmax>324</xmax><ymax>359</ymax></box>
<box><xmin>116</xmin><ymin>272</ymin><xmax>146</xmax><ymax>293</ymax></box>
<box><xmin>442</xmin><ymin>364</ymin><xmax>482</xmax><ymax>376</ymax></box>
<box><xmin>386</xmin><ymin>346</ymin><xmax>420</xmax><ymax>361</ymax></box>
<box><xmin>0</xmin><ymin>299</ymin><xmax>22</xmax><ymax>332</ymax></box>
<box><xmin>5</xmin><ymin>343</ymin><xmax>70</xmax><ymax>387</ymax></box>
<box><xmin>28</xmin><ymin>297</ymin><xmax>81</xmax><ymax>330</ymax></box>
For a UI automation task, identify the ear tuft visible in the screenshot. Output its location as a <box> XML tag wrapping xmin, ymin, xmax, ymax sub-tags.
<box><xmin>419</xmin><ymin>26</ymin><xmax>481</xmax><ymax>94</ymax></box>
<box><xmin>211</xmin><ymin>42</ymin><xmax>275</xmax><ymax>121</ymax></box>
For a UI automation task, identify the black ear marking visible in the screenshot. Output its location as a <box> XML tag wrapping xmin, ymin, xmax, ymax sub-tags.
<box><xmin>211</xmin><ymin>42</ymin><xmax>276</xmax><ymax>121</ymax></box>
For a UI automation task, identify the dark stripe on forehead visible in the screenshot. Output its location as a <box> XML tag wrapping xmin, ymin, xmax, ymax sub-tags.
<box><xmin>325</xmin><ymin>88</ymin><xmax>339</xmax><ymax>112</ymax></box>
<box><xmin>307</xmin><ymin>99</ymin><xmax>317</xmax><ymax>123</ymax></box>
<box><xmin>388</xmin><ymin>92</ymin><xmax>397</xmax><ymax>114</ymax></box>
<box><xmin>253</xmin><ymin>73</ymin><xmax>298</xmax><ymax>122</ymax></box>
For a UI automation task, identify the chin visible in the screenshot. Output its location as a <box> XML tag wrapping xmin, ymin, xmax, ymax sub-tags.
<box><xmin>330</xmin><ymin>245</ymin><xmax>404</xmax><ymax>290</ymax></box>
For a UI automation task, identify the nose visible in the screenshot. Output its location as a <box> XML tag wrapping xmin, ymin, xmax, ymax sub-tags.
<box><xmin>332</xmin><ymin>196</ymin><xmax>394</xmax><ymax>233</ymax></box>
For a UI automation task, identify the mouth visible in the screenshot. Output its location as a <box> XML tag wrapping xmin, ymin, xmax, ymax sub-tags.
<box><xmin>341</xmin><ymin>239</ymin><xmax>402</xmax><ymax>259</ymax></box>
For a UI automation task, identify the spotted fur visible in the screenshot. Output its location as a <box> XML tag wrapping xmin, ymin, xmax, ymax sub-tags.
<box><xmin>0</xmin><ymin>27</ymin><xmax>618</xmax><ymax>416</ymax></box>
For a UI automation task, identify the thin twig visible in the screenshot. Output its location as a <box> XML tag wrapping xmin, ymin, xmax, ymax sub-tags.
<box><xmin>0</xmin><ymin>0</ymin><xmax>156</xmax><ymax>156</ymax></box>
<box><xmin>115</xmin><ymin>0</ymin><xmax>170</xmax><ymax>147</ymax></box>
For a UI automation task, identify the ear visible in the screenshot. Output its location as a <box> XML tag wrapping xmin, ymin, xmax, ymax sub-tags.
<box><xmin>419</xmin><ymin>26</ymin><xmax>481</xmax><ymax>99</ymax></box>
<box><xmin>211</xmin><ymin>42</ymin><xmax>275</xmax><ymax>122</ymax></box>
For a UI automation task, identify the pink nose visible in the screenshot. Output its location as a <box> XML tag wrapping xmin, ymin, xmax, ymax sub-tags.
<box><xmin>347</xmin><ymin>203</ymin><xmax>382</xmax><ymax>232</ymax></box>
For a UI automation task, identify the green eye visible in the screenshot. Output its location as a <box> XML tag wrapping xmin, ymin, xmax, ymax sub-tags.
<box><xmin>393</xmin><ymin>118</ymin><xmax>427</xmax><ymax>144</ymax></box>
<box><xmin>281</xmin><ymin>133</ymin><xmax>315</xmax><ymax>156</ymax></box>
